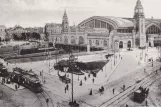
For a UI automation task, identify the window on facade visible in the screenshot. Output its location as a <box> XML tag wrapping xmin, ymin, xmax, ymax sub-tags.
<box><xmin>85</xmin><ymin>20</ymin><xmax>94</xmax><ymax>28</ymax></box>
<box><xmin>89</xmin><ymin>40</ymin><xmax>92</xmax><ymax>46</ymax></box>
<box><xmin>104</xmin><ymin>40</ymin><xmax>108</xmax><ymax>47</ymax></box>
<box><xmin>101</xmin><ymin>21</ymin><xmax>106</xmax><ymax>28</ymax></box>
<box><xmin>79</xmin><ymin>36</ymin><xmax>84</xmax><ymax>45</ymax></box>
<box><xmin>64</xmin><ymin>36</ymin><xmax>68</xmax><ymax>44</ymax></box>
<box><xmin>96</xmin><ymin>40</ymin><xmax>99</xmax><ymax>46</ymax></box>
<box><xmin>146</xmin><ymin>25</ymin><xmax>160</xmax><ymax>34</ymax></box>
<box><xmin>95</xmin><ymin>20</ymin><xmax>101</xmax><ymax>28</ymax></box>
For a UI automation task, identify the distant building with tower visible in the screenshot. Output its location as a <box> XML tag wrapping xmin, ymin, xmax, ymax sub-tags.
<box><xmin>0</xmin><ymin>25</ymin><xmax>6</xmax><ymax>41</ymax></box>
<box><xmin>47</xmin><ymin>0</ymin><xmax>161</xmax><ymax>52</ymax></box>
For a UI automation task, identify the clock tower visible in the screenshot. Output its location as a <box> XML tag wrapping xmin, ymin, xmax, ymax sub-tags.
<box><xmin>134</xmin><ymin>0</ymin><xmax>146</xmax><ymax>47</ymax></box>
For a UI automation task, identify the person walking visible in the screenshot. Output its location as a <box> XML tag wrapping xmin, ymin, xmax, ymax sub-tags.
<box><xmin>80</xmin><ymin>80</ymin><xmax>82</xmax><ymax>86</ymax></box>
<box><xmin>89</xmin><ymin>88</ymin><xmax>92</xmax><ymax>95</ymax></box>
<box><xmin>84</xmin><ymin>76</ymin><xmax>87</xmax><ymax>81</ymax></box>
<box><xmin>66</xmin><ymin>84</ymin><xmax>69</xmax><ymax>90</ymax></box>
<box><xmin>65</xmin><ymin>87</ymin><xmax>67</xmax><ymax>93</ymax></box>
<box><xmin>145</xmin><ymin>100</ymin><xmax>148</xmax><ymax>106</ymax></box>
<box><xmin>92</xmin><ymin>78</ymin><xmax>95</xmax><ymax>83</ymax></box>
<box><xmin>40</xmin><ymin>71</ymin><xmax>42</xmax><ymax>76</ymax></box>
<box><xmin>113</xmin><ymin>88</ymin><xmax>115</xmax><ymax>94</ymax></box>
<box><xmin>123</xmin><ymin>85</ymin><xmax>125</xmax><ymax>91</ymax></box>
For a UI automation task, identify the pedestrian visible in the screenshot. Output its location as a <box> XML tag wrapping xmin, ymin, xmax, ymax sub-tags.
<box><xmin>145</xmin><ymin>100</ymin><xmax>148</xmax><ymax>106</ymax></box>
<box><xmin>113</xmin><ymin>88</ymin><xmax>115</xmax><ymax>94</ymax></box>
<box><xmin>123</xmin><ymin>85</ymin><xmax>125</xmax><ymax>91</ymax></box>
<box><xmin>84</xmin><ymin>76</ymin><xmax>87</xmax><ymax>81</ymax></box>
<box><xmin>89</xmin><ymin>88</ymin><xmax>92</xmax><ymax>95</ymax></box>
<box><xmin>65</xmin><ymin>87</ymin><xmax>66</xmax><ymax>93</ymax></box>
<box><xmin>80</xmin><ymin>80</ymin><xmax>82</xmax><ymax>86</ymax></box>
<box><xmin>88</xmin><ymin>73</ymin><xmax>90</xmax><ymax>78</ymax></box>
<box><xmin>126</xmin><ymin>104</ymin><xmax>128</xmax><ymax>107</ymax></box>
<box><xmin>15</xmin><ymin>85</ymin><xmax>17</xmax><ymax>90</ymax></box>
<box><xmin>44</xmin><ymin>77</ymin><xmax>46</xmax><ymax>83</ymax></box>
<box><xmin>46</xmin><ymin>98</ymin><xmax>49</xmax><ymax>104</ymax></box>
<box><xmin>66</xmin><ymin>84</ymin><xmax>69</xmax><ymax>90</ymax></box>
<box><xmin>40</xmin><ymin>71</ymin><xmax>42</xmax><ymax>76</ymax></box>
<box><xmin>101</xmin><ymin>86</ymin><xmax>104</xmax><ymax>92</ymax></box>
<box><xmin>92</xmin><ymin>78</ymin><xmax>95</xmax><ymax>83</ymax></box>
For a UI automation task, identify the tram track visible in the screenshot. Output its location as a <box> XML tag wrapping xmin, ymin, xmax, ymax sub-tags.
<box><xmin>99</xmin><ymin>65</ymin><xmax>161</xmax><ymax>107</ymax></box>
<box><xmin>118</xmin><ymin>70</ymin><xmax>161</xmax><ymax>107</ymax></box>
<box><xmin>35</xmin><ymin>89</ymin><xmax>55</xmax><ymax>107</ymax></box>
<box><xmin>118</xmin><ymin>72</ymin><xmax>161</xmax><ymax>107</ymax></box>
<box><xmin>78</xmin><ymin>63</ymin><xmax>161</xmax><ymax>107</ymax></box>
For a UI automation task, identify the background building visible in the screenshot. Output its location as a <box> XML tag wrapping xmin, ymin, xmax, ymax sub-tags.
<box><xmin>0</xmin><ymin>25</ymin><xmax>6</xmax><ymax>41</ymax></box>
<box><xmin>48</xmin><ymin>0</ymin><xmax>161</xmax><ymax>52</ymax></box>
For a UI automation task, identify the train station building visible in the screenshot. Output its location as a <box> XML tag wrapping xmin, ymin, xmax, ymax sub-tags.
<box><xmin>47</xmin><ymin>0</ymin><xmax>161</xmax><ymax>52</ymax></box>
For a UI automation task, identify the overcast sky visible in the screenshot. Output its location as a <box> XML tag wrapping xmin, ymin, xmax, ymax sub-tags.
<box><xmin>0</xmin><ymin>0</ymin><xmax>161</xmax><ymax>28</ymax></box>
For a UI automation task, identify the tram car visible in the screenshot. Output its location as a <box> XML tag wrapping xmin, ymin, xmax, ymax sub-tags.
<box><xmin>10</xmin><ymin>67</ymin><xmax>42</xmax><ymax>93</ymax></box>
<box><xmin>0</xmin><ymin>63</ymin><xmax>9</xmax><ymax>77</ymax></box>
<box><xmin>133</xmin><ymin>87</ymin><xmax>149</xmax><ymax>103</ymax></box>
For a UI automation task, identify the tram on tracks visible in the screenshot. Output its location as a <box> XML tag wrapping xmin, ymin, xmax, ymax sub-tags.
<box><xmin>0</xmin><ymin>63</ymin><xmax>9</xmax><ymax>77</ymax></box>
<box><xmin>10</xmin><ymin>67</ymin><xmax>42</xmax><ymax>93</ymax></box>
<box><xmin>133</xmin><ymin>86</ymin><xmax>149</xmax><ymax>103</ymax></box>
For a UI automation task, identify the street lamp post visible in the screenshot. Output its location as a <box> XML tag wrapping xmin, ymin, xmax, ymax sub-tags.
<box><xmin>69</xmin><ymin>53</ymin><xmax>79</xmax><ymax>107</ymax></box>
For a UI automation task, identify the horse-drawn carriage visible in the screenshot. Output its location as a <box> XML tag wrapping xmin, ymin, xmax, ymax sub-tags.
<box><xmin>58</xmin><ymin>73</ymin><xmax>71</xmax><ymax>84</ymax></box>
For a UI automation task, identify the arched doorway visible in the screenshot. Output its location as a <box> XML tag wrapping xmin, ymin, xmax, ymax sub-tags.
<box><xmin>96</xmin><ymin>40</ymin><xmax>99</xmax><ymax>46</ymax></box>
<box><xmin>119</xmin><ymin>41</ymin><xmax>123</xmax><ymax>49</ymax></box>
<box><xmin>149</xmin><ymin>42</ymin><xmax>151</xmax><ymax>47</ymax></box>
<box><xmin>127</xmin><ymin>41</ymin><xmax>131</xmax><ymax>48</ymax></box>
<box><xmin>79</xmin><ymin>36</ymin><xmax>84</xmax><ymax>45</ymax></box>
<box><xmin>64</xmin><ymin>36</ymin><xmax>68</xmax><ymax>44</ymax></box>
<box><xmin>71</xmin><ymin>36</ymin><xmax>76</xmax><ymax>44</ymax></box>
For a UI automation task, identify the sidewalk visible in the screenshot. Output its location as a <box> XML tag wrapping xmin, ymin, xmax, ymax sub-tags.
<box><xmin>0</xmin><ymin>77</ymin><xmax>24</xmax><ymax>91</ymax></box>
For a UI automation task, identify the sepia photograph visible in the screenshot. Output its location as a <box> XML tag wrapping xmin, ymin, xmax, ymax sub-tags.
<box><xmin>0</xmin><ymin>0</ymin><xmax>161</xmax><ymax>107</ymax></box>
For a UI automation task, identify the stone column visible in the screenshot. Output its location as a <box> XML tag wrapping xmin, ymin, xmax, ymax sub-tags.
<box><xmin>132</xmin><ymin>30</ymin><xmax>136</xmax><ymax>48</ymax></box>
<box><xmin>87</xmin><ymin>44</ymin><xmax>90</xmax><ymax>53</ymax></box>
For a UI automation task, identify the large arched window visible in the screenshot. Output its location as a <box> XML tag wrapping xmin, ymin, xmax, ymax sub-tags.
<box><xmin>79</xmin><ymin>36</ymin><xmax>84</xmax><ymax>45</ymax></box>
<box><xmin>71</xmin><ymin>36</ymin><xmax>76</xmax><ymax>44</ymax></box>
<box><xmin>96</xmin><ymin>40</ymin><xmax>99</xmax><ymax>46</ymax></box>
<box><xmin>146</xmin><ymin>25</ymin><xmax>160</xmax><ymax>34</ymax></box>
<box><xmin>127</xmin><ymin>41</ymin><xmax>131</xmax><ymax>48</ymax></box>
<box><xmin>104</xmin><ymin>40</ymin><xmax>108</xmax><ymax>47</ymax></box>
<box><xmin>64</xmin><ymin>36</ymin><xmax>68</xmax><ymax>44</ymax></box>
<box><xmin>119</xmin><ymin>41</ymin><xmax>123</xmax><ymax>49</ymax></box>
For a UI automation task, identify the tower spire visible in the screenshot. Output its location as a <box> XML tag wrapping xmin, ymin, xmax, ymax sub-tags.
<box><xmin>134</xmin><ymin>0</ymin><xmax>144</xmax><ymax>18</ymax></box>
<box><xmin>134</xmin><ymin>0</ymin><xmax>146</xmax><ymax>47</ymax></box>
<box><xmin>62</xmin><ymin>9</ymin><xmax>69</xmax><ymax>32</ymax></box>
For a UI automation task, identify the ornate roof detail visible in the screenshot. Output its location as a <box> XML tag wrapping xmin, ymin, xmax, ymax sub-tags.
<box><xmin>135</xmin><ymin>0</ymin><xmax>143</xmax><ymax>9</ymax></box>
<box><xmin>78</xmin><ymin>16</ymin><xmax>134</xmax><ymax>29</ymax></box>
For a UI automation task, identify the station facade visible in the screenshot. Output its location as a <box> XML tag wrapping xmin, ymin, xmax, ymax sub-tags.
<box><xmin>48</xmin><ymin>0</ymin><xmax>161</xmax><ymax>52</ymax></box>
